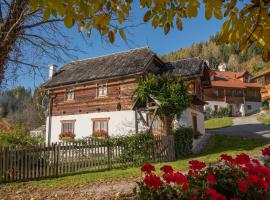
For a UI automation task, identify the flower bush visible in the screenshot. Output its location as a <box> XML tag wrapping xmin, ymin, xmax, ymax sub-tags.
<box><xmin>59</xmin><ymin>131</ymin><xmax>75</xmax><ymax>140</ymax></box>
<box><xmin>136</xmin><ymin>146</ymin><xmax>270</xmax><ymax>200</ymax></box>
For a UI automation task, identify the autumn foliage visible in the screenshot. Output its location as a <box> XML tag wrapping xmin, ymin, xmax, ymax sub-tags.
<box><xmin>136</xmin><ymin>146</ymin><xmax>270</xmax><ymax>200</ymax></box>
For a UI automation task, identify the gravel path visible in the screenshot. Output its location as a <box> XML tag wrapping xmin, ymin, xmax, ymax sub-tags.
<box><xmin>208</xmin><ymin>114</ymin><xmax>270</xmax><ymax>141</ymax></box>
<box><xmin>0</xmin><ymin>180</ymin><xmax>138</xmax><ymax>200</ymax></box>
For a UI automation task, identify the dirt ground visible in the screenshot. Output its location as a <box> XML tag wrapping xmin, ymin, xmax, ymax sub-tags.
<box><xmin>0</xmin><ymin>179</ymin><xmax>138</xmax><ymax>200</ymax></box>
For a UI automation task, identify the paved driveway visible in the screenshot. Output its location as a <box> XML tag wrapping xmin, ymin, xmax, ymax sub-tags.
<box><xmin>208</xmin><ymin>115</ymin><xmax>270</xmax><ymax>141</ymax></box>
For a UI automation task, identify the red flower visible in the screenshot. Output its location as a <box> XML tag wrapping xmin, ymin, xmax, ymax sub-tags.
<box><xmin>206</xmin><ymin>173</ymin><xmax>217</xmax><ymax>184</ymax></box>
<box><xmin>252</xmin><ymin>159</ymin><xmax>261</xmax><ymax>166</ymax></box>
<box><xmin>262</xmin><ymin>146</ymin><xmax>270</xmax><ymax>157</ymax></box>
<box><xmin>204</xmin><ymin>188</ymin><xmax>226</xmax><ymax>200</ymax></box>
<box><xmin>174</xmin><ymin>172</ymin><xmax>187</xmax><ymax>184</ymax></box>
<box><xmin>189</xmin><ymin>160</ymin><xmax>206</xmax><ymax>171</ymax></box>
<box><xmin>234</xmin><ymin>153</ymin><xmax>250</xmax><ymax>165</ymax></box>
<box><xmin>143</xmin><ymin>173</ymin><xmax>162</xmax><ymax>189</ymax></box>
<box><xmin>236</xmin><ymin>179</ymin><xmax>247</xmax><ymax>193</ymax></box>
<box><xmin>182</xmin><ymin>182</ymin><xmax>189</xmax><ymax>191</ymax></box>
<box><xmin>163</xmin><ymin>173</ymin><xmax>175</xmax><ymax>183</ymax></box>
<box><xmin>141</xmin><ymin>163</ymin><xmax>155</xmax><ymax>174</ymax></box>
<box><xmin>160</xmin><ymin>165</ymin><xmax>174</xmax><ymax>174</ymax></box>
<box><xmin>188</xmin><ymin>197</ymin><xmax>197</xmax><ymax>200</ymax></box>
<box><xmin>220</xmin><ymin>154</ymin><xmax>234</xmax><ymax>163</ymax></box>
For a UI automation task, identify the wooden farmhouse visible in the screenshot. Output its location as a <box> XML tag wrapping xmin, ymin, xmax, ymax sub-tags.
<box><xmin>42</xmin><ymin>47</ymin><xmax>211</xmax><ymax>143</ymax></box>
<box><xmin>251</xmin><ymin>69</ymin><xmax>270</xmax><ymax>102</ymax></box>
<box><xmin>204</xmin><ymin>65</ymin><xmax>262</xmax><ymax>116</ymax></box>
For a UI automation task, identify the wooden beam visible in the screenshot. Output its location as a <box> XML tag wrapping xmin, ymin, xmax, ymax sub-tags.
<box><xmin>148</xmin><ymin>108</ymin><xmax>158</xmax><ymax>132</ymax></box>
<box><xmin>138</xmin><ymin>111</ymin><xmax>147</xmax><ymax>126</ymax></box>
<box><xmin>135</xmin><ymin>110</ymin><xmax>138</xmax><ymax>134</ymax></box>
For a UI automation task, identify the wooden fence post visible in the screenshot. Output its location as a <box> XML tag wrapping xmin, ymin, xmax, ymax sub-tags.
<box><xmin>107</xmin><ymin>140</ymin><xmax>112</xmax><ymax>170</ymax></box>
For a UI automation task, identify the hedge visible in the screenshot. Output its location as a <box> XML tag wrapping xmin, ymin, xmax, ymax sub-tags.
<box><xmin>174</xmin><ymin>127</ymin><xmax>193</xmax><ymax>158</ymax></box>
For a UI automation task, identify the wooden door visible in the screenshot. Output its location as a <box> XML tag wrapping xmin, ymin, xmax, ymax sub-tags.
<box><xmin>192</xmin><ymin>114</ymin><xmax>198</xmax><ymax>133</ymax></box>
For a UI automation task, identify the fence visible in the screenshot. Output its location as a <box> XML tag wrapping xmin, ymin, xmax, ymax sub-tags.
<box><xmin>0</xmin><ymin>135</ymin><xmax>175</xmax><ymax>183</ymax></box>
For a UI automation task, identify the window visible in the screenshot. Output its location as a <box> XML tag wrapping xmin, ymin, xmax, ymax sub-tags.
<box><xmin>66</xmin><ymin>88</ymin><xmax>75</xmax><ymax>100</ymax></box>
<box><xmin>98</xmin><ymin>84</ymin><xmax>107</xmax><ymax>97</ymax></box>
<box><xmin>92</xmin><ymin>118</ymin><xmax>109</xmax><ymax>136</ymax></box>
<box><xmin>247</xmin><ymin>105</ymin><xmax>252</xmax><ymax>110</ymax></box>
<box><xmin>60</xmin><ymin>121</ymin><xmax>75</xmax><ymax>140</ymax></box>
<box><xmin>214</xmin><ymin>89</ymin><xmax>218</xmax><ymax>97</ymax></box>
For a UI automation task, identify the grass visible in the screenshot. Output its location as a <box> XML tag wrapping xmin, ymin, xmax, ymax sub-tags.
<box><xmin>205</xmin><ymin>117</ymin><xmax>234</xmax><ymax>129</ymax></box>
<box><xmin>257</xmin><ymin>115</ymin><xmax>270</xmax><ymax>125</ymax></box>
<box><xmin>1</xmin><ymin>135</ymin><xmax>268</xmax><ymax>191</ymax></box>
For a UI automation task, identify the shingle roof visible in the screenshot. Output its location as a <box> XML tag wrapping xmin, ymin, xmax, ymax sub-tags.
<box><xmin>211</xmin><ymin>70</ymin><xmax>262</xmax><ymax>88</ymax></box>
<box><xmin>43</xmin><ymin>48</ymin><xmax>209</xmax><ymax>89</ymax></box>
<box><xmin>43</xmin><ymin>47</ymin><xmax>155</xmax><ymax>88</ymax></box>
<box><xmin>165</xmin><ymin>57</ymin><xmax>207</xmax><ymax>78</ymax></box>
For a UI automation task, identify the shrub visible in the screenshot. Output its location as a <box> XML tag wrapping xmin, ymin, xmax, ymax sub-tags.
<box><xmin>205</xmin><ymin>106</ymin><xmax>232</xmax><ymax>119</ymax></box>
<box><xmin>0</xmin><ymin>125</ymin><xmax>44</xmax><ymax>147</ymax></box>
<box><xmin>136</xmin><ymin>147</ymin><xmax>270</xmax><ymax>200</ymax></box>
<box><xmin>174</xmin><ymin>128</ymin><xmax>193</xmax><ymax>158</ymax></box>
<box><xmin>262</xmin><ymin>100</ymin><xmax>269</xmax><ymax>111</ymax></box>
<box><xmin>109</xmin><ymin>131</ymin><xmax>155</xmax><ymax>166</ymax></box>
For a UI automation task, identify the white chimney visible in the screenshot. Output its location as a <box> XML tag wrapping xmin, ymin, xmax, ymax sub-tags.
<box><xmin>218</xmin><ymin>63</ymin><xmax>227</xmax><ymax>71</ymax></box>
<box><xmin>49</xmin><ymin>64</ymin><xmax>57</xmax><ymax>79</ymax></box>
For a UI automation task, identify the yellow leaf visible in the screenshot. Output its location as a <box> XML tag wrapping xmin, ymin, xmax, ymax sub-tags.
<box><xmin>205</xmin><ymin>4</ymin><xmax>213</xmax><ymax>20</ymax></box>
<box><xmin>64</xmin><ymin>16</ymin><xmax>74</xmax><ymax>28</ymax></box>
<box><xmin>214</xmin><ymin>8</ymin><xmax>223</xmax><ymax>19</ymax></box>
<box><xmin>144</xmin><ymin>10</ymin><xmax>152</xmax><ymax>22</ymax></box>
<box><xmin>43</xmin><ymin>9</ymin><xmax>50</xmax><ymax>21</ymax></box>
<box><xmin>119</xmin><ymin>29</ymin><xmax>126</xmax><ymax>40</ymax></box>
<box><xmin>176</xmin><ymin>17</ymin><xmax>183</xmax><ymax>30</ymax></box>
<box><xmin>164</xmin><ymin>23</ymin><xmax>170</xmax><ymax>34</ymax></box>
<box><xmin>108</xmin><ymin>31</ymin><xmax>115</xmax><ymax>43</ymax></box>
<box><xmin>152</xmin><ymin>16</ymin><xmax>160</xmax><ymax>28</ymax></box>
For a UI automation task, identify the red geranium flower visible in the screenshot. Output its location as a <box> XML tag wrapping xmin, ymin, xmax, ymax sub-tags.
<box><xmin>204</xmin><ymin>188</ymin><xmax>226</xmax><ymax>200</ymax></box>
<box><xmin>141</xmin><ymin>163</ymin><xmax>155</xmax><ymax>174</ymax></box>
<box><xmin>262</xmin><ymin>146</ymin><xmax>270</xmax><ymax>157</ymax></box>
<box><xmin>143</xmin><ymin>173</ymin><xmax>162</xmax><ymax>189</ymax></box>
<box><xmin>174</xmin><ymin>172</ymin><xmax>187</xmax><ymax>184</ymax></box>
<box><xmin>236</xmin><ymin>179</ymin><xmax>247</xmax><ymax>193</ymax></box>
<box><xmin>182</xmin><ymin>182</ymin><xmax>189</xmax><ymax>191</ymax></box>
<box><xmin>160</xmin><ymin>165</ymin><xmax>174</xmax><ymax>174</ymax></box>
<box><xmin>220</xmin><ymin>154</ymin><xmax>234</xmax><ymax>163</ymax></box>
<box><xmin>188</xmin><ymin>160</ymin><xmax>206</xmax><ymax>176</ymax></box>
<box><xmin>206</xmin><ymin>173</ymin><xmax>217</xmax><ymax>184</ymax></box>
<box><xmin>234</xmin><ymin>153</ymin><xmax>250</xmax><ymax>165</ymax></box>
<box><xmin>163</xmin><ymin>172</ymin><xmax>175</xmax><ymax>183</ymax></box>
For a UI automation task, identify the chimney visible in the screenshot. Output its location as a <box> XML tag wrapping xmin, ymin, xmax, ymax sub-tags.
<box><xmin>49</xmin><ymin>64</ymin><xmax>57</xmax><ymax>79</ymax></box>
<box><xmin>218</xmin><ymin>63</ymin><xmax>227</xmax><ymax>71</ymax></box>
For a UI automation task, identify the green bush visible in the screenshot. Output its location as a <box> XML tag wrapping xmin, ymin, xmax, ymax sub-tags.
<box><xmin>0</xmin><ymin>126</ymin><xmax>44</xmax><ymax>147</ymax></box>
<box><xmin>109</xmin><ymin>132</ymin><xmax>155</xmax><ymax>166</ymax></box>
<box><xmin>204</xmin><ymin>106</ymin><xmax>232</xmax><ymax>119</ymax></box>
<box><xmin>174</xmin><ymin>128</ymin><xmax>193</xmax><ymax>158</ymax></box>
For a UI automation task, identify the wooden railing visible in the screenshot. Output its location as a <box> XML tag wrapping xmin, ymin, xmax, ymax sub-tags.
<box><xmin>0</xmin><ymin>135</ymin><xmax>175</xmax><ymax>183</ymax></box>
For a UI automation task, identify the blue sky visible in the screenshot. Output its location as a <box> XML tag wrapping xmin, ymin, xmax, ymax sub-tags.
<box><xmin>16</xmin><ymin>5</ymin><xmax>224</xmax><ymax>90</ymax></box>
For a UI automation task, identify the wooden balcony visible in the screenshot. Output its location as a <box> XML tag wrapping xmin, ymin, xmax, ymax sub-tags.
<box><xmin>225</xmin><ymin>96</ymin><xmax>244</xmax><ymax>104</ymax></box>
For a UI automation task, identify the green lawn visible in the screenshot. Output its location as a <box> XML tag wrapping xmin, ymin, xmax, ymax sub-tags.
<box><xmin>257</xmin><ymin>115</ymin><xmax>270</xmax><ymax>125</ymax></box>
<box><xmin>1</xmin><ymin>135</ymin><xmax>268</xmax><ymax>191</ymax></box>
<box><xmin>205</xmin><ymin>117</ymin><xmax>234</xmax><ymax>129</ymax></box>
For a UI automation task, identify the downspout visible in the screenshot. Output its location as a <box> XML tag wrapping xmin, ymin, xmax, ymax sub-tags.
<box><xmin>47</xmin><ymin>92</ymin><xmax>53</xmax><ymax>145</ymax></box>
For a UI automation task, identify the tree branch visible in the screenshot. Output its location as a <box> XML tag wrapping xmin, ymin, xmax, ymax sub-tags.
<box><xmin>21</xmin><ymin>19</ymin><xmax>63</xmax><ymax>29</ymax></box>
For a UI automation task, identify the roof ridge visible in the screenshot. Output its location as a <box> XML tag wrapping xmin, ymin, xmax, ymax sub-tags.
<box><xmin>69</xmin><ymin>46</ymin><xmax>150</xmax><ymax>64</ymax></box>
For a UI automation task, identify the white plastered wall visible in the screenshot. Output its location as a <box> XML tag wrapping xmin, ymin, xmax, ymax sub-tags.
<box><xmin>176</xmin><ymin>107</ymin><xmax>205</xmax><ymax>135</ymax></box>
<box><xmin>46</xmin><ymin>110</ymin><xmax>136</xmax><ymax>143</ymax></box>
<box><xmin>204</xmin><ymin>101</ymin><xmax>228</xmax><ymax>111</ymax></box>
<box><xmin>245</xmin><ymin>101</ymin><xmax>261</xmax><ymax>115</ymax></box>
<box><xmin>46</xmin><ymin>108</ymin><xmax>206</xmax><ymax>143</ymax></box>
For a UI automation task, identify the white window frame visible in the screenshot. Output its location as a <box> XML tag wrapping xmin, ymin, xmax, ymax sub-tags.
<box><xmin>97</xmin><ymin>83</ymin><xmax>107</xmax><ymax>97</ymax></box>
<box><xmin>61</xmin><ymin>120</ymin><xmax>75</xmax><ymax>134</ymax></box>
<box><xmin>66</xmin><ymin>87</ymin><xmax>75</xmax><ymax>100</ymax></box>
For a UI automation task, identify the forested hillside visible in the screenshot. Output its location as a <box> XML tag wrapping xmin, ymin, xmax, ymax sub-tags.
<box><xmin>163</xmin><ymin>35</ymin><xmax>269</xmax><ymax>75</ymax></box>
<box><xmin>0</xmin><ymin>87</ymin><xmax>46</xmax><ymax>130</ymax></box>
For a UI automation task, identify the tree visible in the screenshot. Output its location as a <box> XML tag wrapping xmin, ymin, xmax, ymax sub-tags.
<box><xmin>31</xmin><ymin>0</ymin><xmax>270</xmax><ymax>62</ymax></box>
<box><xmin>137</xmin><ymin>74</ymin><xmax>190</xmax><ymax>135</ymax></box>
<box><xmin>0</xmin><ymin>0</ymin><xmax>78</xmax><ymax>86</ymax></box>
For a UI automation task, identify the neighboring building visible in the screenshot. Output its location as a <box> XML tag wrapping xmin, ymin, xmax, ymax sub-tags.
<box><xmin>42</xmin><ymin>47</ymin><xmax>211</xmax><ymax>143</ymax></box>
<box><xmin>30</xmin><ymin>125</ymin><xmax>46</xmax><ymax>138</ymax></box>
<box><xmin>251</xmin><ymin>69</ymin><xmax>270</xmax><ymax>102</ymax></box>
<box><xmin>204</xmin><ymin>66</ymin><xmax>262</xmax><ymax>116</ymax></box>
